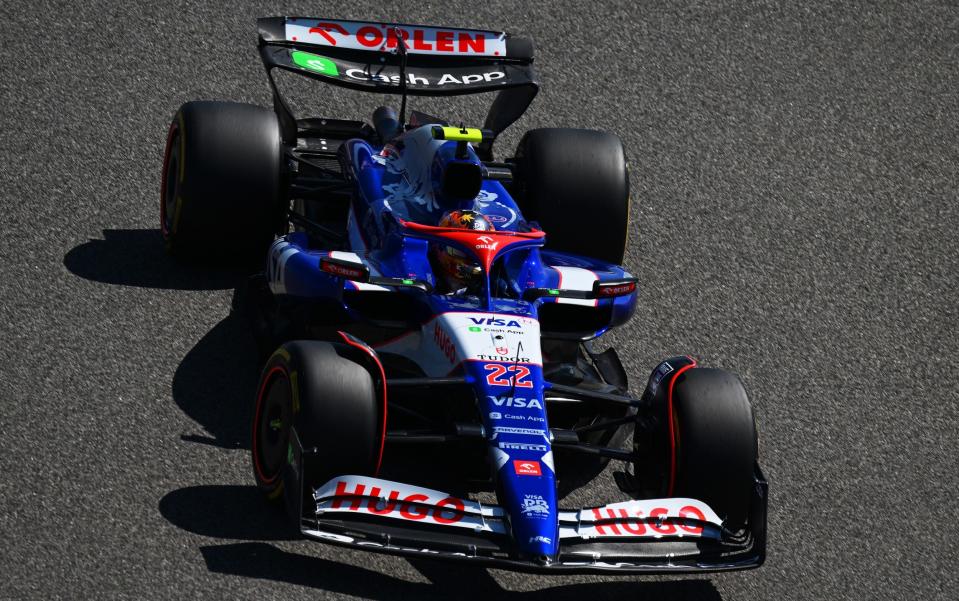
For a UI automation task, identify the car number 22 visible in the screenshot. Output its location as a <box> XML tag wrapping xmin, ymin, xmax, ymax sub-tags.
<box><xmin>484</xmin><ymin>364</ymin><xmax>533</xmax><ymax>388</ymax></box>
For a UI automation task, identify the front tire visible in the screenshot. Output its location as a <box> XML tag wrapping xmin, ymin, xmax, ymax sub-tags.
<box><xmin>670</xmin><ymin>368</ymin><xmax>757</xmax><ymax>529</ymax></box>
<box><xmin>251</xmin><ymin>342</ymin><xmax>382</xmax><ymax>504</ymax></box>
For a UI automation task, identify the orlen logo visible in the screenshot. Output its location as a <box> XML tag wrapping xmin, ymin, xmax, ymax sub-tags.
<box><xmin>288</xmin><ymin>19</ymin><xmax>507</xmax><ymax>56</ymax></box>
<box><xmin>488</xmin><ymin>395</ymin><xmax>543</xmax><ymax>409</ymax></box>
<box><xmin>329</xmin><ymin>480</ymin><xmax>465</xmax><ymax>524</ymax></box>
<box><xmin>307</xmin><ymin>22</ymin><xmax>349</xmax><ymax>45</ymax></box>
<box><xmin>433</xmin><ymin>322</ymin><xmax>456</xmax><ymax>364</ymax></box>
<box><xmin>469</xmin><ymin>317</ymin><xmax>522</xmax><ymax>328</ymax></box>
<box><xmin>513</xmin><ymin>460</ymin><xmax>542</xmax><ymax>476</ymax></box>
<box><xmin>475</xmin><ymin>235</ymin><xmax>499</xmax><ymax>251</ymax></box>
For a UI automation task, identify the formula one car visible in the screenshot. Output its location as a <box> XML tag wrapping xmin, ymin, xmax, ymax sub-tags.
<box><xmin>160</xmin><ymin>17</ymin><xmax>767</xmax><ymax>573</ymax></box>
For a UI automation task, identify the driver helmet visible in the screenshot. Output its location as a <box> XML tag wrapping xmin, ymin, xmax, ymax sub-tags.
<box><xmin>433</xmin><ymin>210</ymin><xmax>495</xmax><ymax>291</ymax></box>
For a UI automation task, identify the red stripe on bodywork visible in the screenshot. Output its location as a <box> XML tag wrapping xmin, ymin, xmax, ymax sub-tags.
<box><xmin>666</xmin><ymin>358</ymin><xmax>697</xmax><ymax>496</ymax></box>
<box><xmin>338</xmin><ymin>332</ymin><xmax>388</xmax><ymax>475</ymax></box>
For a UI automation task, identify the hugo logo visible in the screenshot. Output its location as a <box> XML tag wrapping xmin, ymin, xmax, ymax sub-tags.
<box><xmin>433</xmin><ymin>323</ymin><xmax>456</xmax><ymax>363</ymax></box>
<box><xmin>329</xmin><ymin>480</ymin><xmax>465</xmax><ymax>524</ymax></box>
<box><xmin>590</xmin><ymin>505</ymin><xmax>707</xmax><ymax>536</ymax></box>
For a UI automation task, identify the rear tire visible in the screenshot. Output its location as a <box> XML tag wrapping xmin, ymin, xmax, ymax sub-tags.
<box><xmin>670</xmin><ymin>368</ymin><xmax>757</xmax><ymax>529</ymax></box>
<box><xmin>160</xmin><ymin>101</ymin><xmax>283</xmax><ymax>262</ymax></box>
<box><xmin>513</xmin><ymin>128</ymin><xmax>630</xmax><ymax>265</ymax></box>
<box><xmin>251</xmin><ymin>341</ymin><xmax>381</xmax><ymax>505</ymax></box>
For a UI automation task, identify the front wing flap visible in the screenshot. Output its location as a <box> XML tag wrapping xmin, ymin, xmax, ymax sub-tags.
<box><xmin>299</xmin><ymin>472</ymin><xmax>767</xmax><ymax>574</ymax></box>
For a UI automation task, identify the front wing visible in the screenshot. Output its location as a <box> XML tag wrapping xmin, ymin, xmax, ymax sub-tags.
<box><xmin>296</xmin><ymin>472</ymin><xmax>767</xmax><ymax>574</ymax></box>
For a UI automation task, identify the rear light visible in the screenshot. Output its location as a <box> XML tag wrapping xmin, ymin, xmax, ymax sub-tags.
<box><xmin>593</xmin><ymin>279</ymin><xmax>637</xmax><ymax>298</ymax></box>
<box><xmin>320</xmin><ymin>257</ymin><xmax>370</xmax><ymax>282</ymax></box>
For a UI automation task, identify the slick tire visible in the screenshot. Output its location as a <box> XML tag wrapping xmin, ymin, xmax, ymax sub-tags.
<box><xmin>670</xmin><ymin>368</ymin><xmax>757</xmax><ymax>530</ymax></box>
<box><xmin>513</xmin><ymin>128</ymin><xmax>630</xmax><ymax>265</ymax></box>
<box><xmin>251</xmin><ymin>341</ymin><xmax>381</xmax><ymax>507</ymax></box>
<box><xmin>160</xmin><ymin>101</ymin><xmax>283</xmax><ymax>263</ymax></box>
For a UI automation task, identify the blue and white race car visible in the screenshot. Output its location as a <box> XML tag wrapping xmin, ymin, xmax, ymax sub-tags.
<box><xmin>160</xmin><ymin>17</ymin><xmax>767</xmax><ymax>573</ymax></box>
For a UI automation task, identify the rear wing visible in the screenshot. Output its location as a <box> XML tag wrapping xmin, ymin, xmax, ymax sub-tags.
<box><xmin>257</xmin><ymin>17</ymin><xmax>539</xmax><ymax>147</ymax></box>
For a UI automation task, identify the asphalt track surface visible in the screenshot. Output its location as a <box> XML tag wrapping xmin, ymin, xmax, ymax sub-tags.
<box><xmin>2</xmin><ymin>1</ymin><xmax>957</xmax><ymax>599</ymax></box>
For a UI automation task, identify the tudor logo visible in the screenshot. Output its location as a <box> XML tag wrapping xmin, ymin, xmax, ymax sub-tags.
<box><xmin>477</xmin><ymin>354</ymin><xmax>531</xmax><ymax>362</ymax></box>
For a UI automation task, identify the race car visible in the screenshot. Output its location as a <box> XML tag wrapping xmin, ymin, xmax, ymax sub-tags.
<box><xmin>160</xmin><ymin>17</ymin><xmax>767</xmax><ymax>573</ymax></box>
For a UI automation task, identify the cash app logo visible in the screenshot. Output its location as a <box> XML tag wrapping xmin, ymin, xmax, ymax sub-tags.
<box><xmin>291</xmin><ymin>51</ymin><xmax>338</xmax><ymax>76</ymax></box>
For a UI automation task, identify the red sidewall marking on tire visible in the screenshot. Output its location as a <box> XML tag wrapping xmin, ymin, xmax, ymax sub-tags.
<box><xmin>252</xmin><ymin>365</ymin><xmax>289</xmax><ymax>485</ymax></box>
<box><xmin>160</xmin><ymin>120</ymin><xmax>178</xmax><ymax>237</ymax></box>
<box><xmin>666</xmin><ymin>359</ymin><xmax>697</xmax><ymax>496</ymax></box>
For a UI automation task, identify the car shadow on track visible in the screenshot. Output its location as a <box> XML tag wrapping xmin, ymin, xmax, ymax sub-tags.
<box><xmin>159</xmin><ymin>484</ymin><xmax>296</xmax><ymax>542</ymax></box>
<box><xmin>171</xmin><ymin>287</ymin><xmax>260</xmax><ymax>450</ymax></box>
<box><xmin>63</xmin><ymin>228</ymin><xmax>246</xmax><ymax>290</ymax></box>
<box><xmin>64</xmin><ymin>228</ymin><xmax>259</xmax><ymax>448</ymax></box>
<box><xmin>159</xmin><ymin>484</ymin><xmax>722</xmax><ymax>600</ymax></box>
<box><xmin>202</xmin><ymin>543</ymin><xmax>722</xmax><ymax>600</ymax></box>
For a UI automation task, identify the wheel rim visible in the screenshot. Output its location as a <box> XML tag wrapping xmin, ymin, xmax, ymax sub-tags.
<box><xmin>253</xmin><ymin>367</ymin><xmax>292</xmax><ymax>485</ymax></box>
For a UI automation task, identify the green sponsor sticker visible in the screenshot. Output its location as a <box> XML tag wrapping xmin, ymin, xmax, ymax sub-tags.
<box><xmin>548</xmin><ymin>289</ymin><xmax>560</xmax><ymax>296</ymax></box>
<box><xmin>402</xmin><ymin>279</ymin><xmax>414</xmax><ymax>285</ymax></box>
<box><xmin>468</xmin><ymin>326</ymin><xmax>482</xmax><ymax>332</ymax></box>
<box><xmin>290</xmin><ymin>51</ymin><xmax>339</xmax><ymax>76</ymax></box>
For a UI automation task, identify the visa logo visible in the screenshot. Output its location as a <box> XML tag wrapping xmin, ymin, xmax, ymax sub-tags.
<box><xmin>488</xmin><ymin>396</ymin><xmax>543</xmax><ymax>409</ymax></box>
<box><xmin>469</xmin><ymin>317</ymin><xmax>522</xmax><ymax>328</ymax></box>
